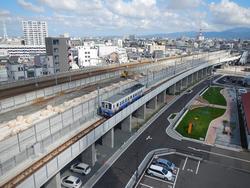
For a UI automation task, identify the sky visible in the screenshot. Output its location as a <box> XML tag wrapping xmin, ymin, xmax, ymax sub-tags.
<box><xmin>0</xmin><ymin>0</ymin><xmax>250</xmax><ymax>37</ymax></box>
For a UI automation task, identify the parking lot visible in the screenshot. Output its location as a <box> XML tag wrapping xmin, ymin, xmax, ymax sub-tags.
<box><xmin>136</xmin><ymin>153</ymin><xmax>190</xmax><ymax>188</ymax></box>
<box><xmin>136</xmin><ymin>152</ymin><xmax>250</xmax><ymax>188</ymax></box>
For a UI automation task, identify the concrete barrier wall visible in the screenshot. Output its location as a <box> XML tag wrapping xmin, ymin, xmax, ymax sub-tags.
<box><xmin>0</xmin><ymin>79</ymin><xmax>139</xmax><ymax>170</ymax></box>
<box><xmin>0</xmin><ymin>71</ymin><xmax>121</xmax><ymax>113</ymax></box>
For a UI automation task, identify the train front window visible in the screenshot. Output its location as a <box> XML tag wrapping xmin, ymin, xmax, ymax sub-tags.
<box><xmin>108</xmin><ymin>103</ymin><xmax>112</xmax><ymax>109</ymax></box>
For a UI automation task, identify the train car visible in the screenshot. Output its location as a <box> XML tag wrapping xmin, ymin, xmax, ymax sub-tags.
<box><xmin>99</xmin><ymin>83</ymin><xmax>145</xmax><ymax>117</ymax></box>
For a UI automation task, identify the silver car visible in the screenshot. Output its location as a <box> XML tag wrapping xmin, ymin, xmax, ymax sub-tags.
<box><xmin>61</xmin><ymin>175</ymin><xmax>82</xmax><ymax>188</ymax></box>
<box><xmin>70</xmin><ymin>162</ymin><xmax>91</xmax><ymax>175</ymax></box>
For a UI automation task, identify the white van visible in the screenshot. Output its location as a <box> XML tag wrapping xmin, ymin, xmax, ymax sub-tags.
<box><xmin>147</xmin><ymin>164</ymin><xmax>173</xmax><ymax>181</ymax></box>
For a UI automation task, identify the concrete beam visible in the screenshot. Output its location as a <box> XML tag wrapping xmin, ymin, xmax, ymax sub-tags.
<box><xmin>146</xmin><ymin>97</ymin><xmax>157</xmax><ymax>110</ymax></box>
<box><xmin>80</xmin><ymin>144</ymin><xmax>96</xmax><ymax>166</ymax></box>
<box><xmin>121</xmin><ymin>115</ymin><xmax>132</xmax><ymax>132</ymax></box>
<box><xmin>43</xmin><ymin>172</ymin><xmax>61</xmax><ymax>188</ymax></box>
<box><xmin>133</xmin><ymin>104</ymin><xmax>146</xmax><ymax>120</ymax></box>
<box><xmin>102</xmin><ymin>128</ymin><xmax>114</xmax><ymax>148</ymax></box>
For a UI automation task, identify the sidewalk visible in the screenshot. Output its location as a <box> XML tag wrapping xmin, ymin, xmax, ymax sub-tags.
<box><xmin>205</xmin><ymin>88</ymin><xmax>241</xmax><ymax>150</ymax></box>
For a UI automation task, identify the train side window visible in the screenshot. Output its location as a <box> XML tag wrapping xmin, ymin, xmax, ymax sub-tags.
<box><xmin>117</xmin><ymin>103</ymin><xmax>119</xmax><ymax>107</ymax></box>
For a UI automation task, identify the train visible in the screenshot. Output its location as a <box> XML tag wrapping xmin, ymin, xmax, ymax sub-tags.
<box><xmin>99</xmin><ymin>83</ymin><xmax>145</xmax><ymax>117</ymax></box>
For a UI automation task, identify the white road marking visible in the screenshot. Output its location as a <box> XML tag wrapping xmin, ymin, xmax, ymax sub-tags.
<box><xmin>144</xmin><ymin>175</ymin><xmax>174</xmax><ymax>185</ymax></box>
<box><xmin>173</xmin><ymin>168</ymin><xmax>179</xmax><ymax>188</ymax></box>
<box><xmin>140</xmin><ymin>183</ymin><xmax>153</xmax><ymax>188</ymax></box>
<box><xmin>182</xmin><ymin>157</ymin><xmax>188</xmax><ymax>170</ymax></box>
<box><xmin>146</xmin><ymin>135</ymin><xmax>152</xmax><ymax>140</ymax></box>
<box><xmin>188</xmin><ymin>147</ymin><xmax>250</xmax><ymax>163</ymax></box>
<box><xmin>196</xmin><ymin>160</ymin><xmax>201</xmax><ymax>174</ymax></box>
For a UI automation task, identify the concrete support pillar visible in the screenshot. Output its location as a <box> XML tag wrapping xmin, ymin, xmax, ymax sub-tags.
<box><xmin>44</xmin><ymin>172</ymin><xmax>61</xmax><ymax>188</ymax></box>
<box><xmin>121</xmin><ymin>115</ymin><xmax>132</xmax><ymax>132</ymax></box>
<box><xmin>188</xmin><ymin>75</ymin><xmax>192</xmax><ymax>86</ymax></box>
<box><xmin>80</xmin><ymin>144</ymin><xmax>96</xmax><ymax>166</ymax></box>
<box><xmin>198</xmin><ymin>70</ymin><xmax>202</xmax><ymax>80</ymax></box>
<box><xmin>157</xmin><ymin>91</ymin><xmax>166</xmax><ymax>105</ymax></box>
<box><xmin>203</xmin><ymin>68</ymin><xmax>207</xmax><ymax>77</ymax></box>
<box><xmin>195</xmin><ymin>71</ymin><xmax>198</xmax><ymax>82</ymax></box>
<box><xmin>181</xmin><ymin>77</ymin><xmax>188</xmax><ymax>90</ymax></box>
<box><xmin>208</xmin><ymin>67</ymin><xmax>212</xmax><ymax>76</ymax></box>
<box><xmin>175</xmin><ymin>81</ymin><xmax>181</xmax><ymax>93</ymax></box>
<box><xmin>102</xmin><ymin>128</ymin><xmax>114</xmax><ymax>148</ymax></box>
<box><xmin>146</xmin><ymin>97</ymin><xmax>157</xmax><ymax>110</ymax></box>
<box><xmin>168</xmin><ymin>84</ymin><xmax>176</xmax><ymax>95</ymax></box>
<box><xmin>133</xmin><ymin>104</ymin><xmax>146</xmax><ymax>119</ymax></box>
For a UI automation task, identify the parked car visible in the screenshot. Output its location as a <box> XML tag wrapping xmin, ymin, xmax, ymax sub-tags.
<box><xmin>152</xmin><ymin>158</ymin><xmax>176</xmax><ymax>173</ymax></box>
<box><xmin>61</xmin><ymin>175</ymin><xmax>82</xmax><ymax>188</ymax></box>
<box><xmin>147</xmin><ymin>164</ymin><xmax>174</xmax><ymax>181</ymax></box>
<box><xmin>70</xmin><ymin>162</ymin><xmax>91</xmax><ymax>175</ymax></box>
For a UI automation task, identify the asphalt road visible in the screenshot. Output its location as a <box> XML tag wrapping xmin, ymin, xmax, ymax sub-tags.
<box><xmin>94</xmin><ymin>78</ymin><xmax>250</xmax><ymax>188</ymax></box>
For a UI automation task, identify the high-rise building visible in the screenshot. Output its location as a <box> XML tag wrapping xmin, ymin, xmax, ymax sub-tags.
<box><xmin>22</xmin><ymin>20</ymin><xmax>48</xmax><ymax>46</ymax></box>
<box><xmin>45</xmin><ymin>37</ymin><xmax>71</xmax><ymax>73</ymax></box>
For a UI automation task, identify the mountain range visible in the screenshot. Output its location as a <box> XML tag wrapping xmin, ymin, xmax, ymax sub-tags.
<box><xmin>144</xmin><ymin>27</ymin><xmax>250</xmax><ymax>40</ymax></box>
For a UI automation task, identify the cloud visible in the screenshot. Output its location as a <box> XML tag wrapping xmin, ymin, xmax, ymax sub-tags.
<box><xmin>167</xmin><ymin>0</ymin><xmax>203</xmax><ymax>9</ymax></box>
<box><xmin>209</xmin><ymin>0</ymin><xmax>250</xmax><ymax>26</ymax></box>
<box><xmin>0</xmin><ymin>10</ymin><xmax>10</xmax><ymax>16</ymax></box>
<box><xmin>17</xmin><ymin>0</ymin><xmax>44</xmax><ymax>13</ymax></box>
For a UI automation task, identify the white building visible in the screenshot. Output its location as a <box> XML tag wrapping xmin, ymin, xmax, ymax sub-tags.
<box><xmin>117</xmin><ymin>39</ymin><xmax>123</xmax><ymax>48</ymax></box>
<box><xmin>97</xmin><ymin>45</ymin><xmax>118</xmax><ymax>57</ymax></box>
<box><xmin>117</xmin><ymin>48</ymin><xmax>128</xmax><ymax>64</ymax></box>
<box><xmin>22</xmin><ymin>20</ymin><xmax>48</xmax><ymax>46</ymax></box>
<box><xmin>0</xmin><ymin>45</ymin><xmax>46</xmax><ymax>57</ymax></box>
<box><xmin>6</xmin><ymin>63</ymin><xmax>26</xmax><ymax>80</ymax></box>
<box><xmin>76</xmin><ymin>46</ymin><xmax>99</xmax><ymax>67</ymax></box>
<box><xmin>146</xmin><ymin>42</ymin><xmax>166</xmax><ymax>54</ymax></box>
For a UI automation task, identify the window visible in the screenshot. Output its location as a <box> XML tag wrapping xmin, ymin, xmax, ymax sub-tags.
<box><xmin>53</xmin><ymin>39</ymin><xmax>59</xmax><ymax>45</ymax></box>
<box><xmin>117</xmin><ymin>103</ymin><xmax>119</xmax><ymax>107</ymax></box>
<box><xmin>108</xmin><ymin>103</ymin><xmax>112</xmax><ymax>109</ymax></box>
<box><xmin>53</xmin><ymin>48</ymin><xmax>58</xmax><ymax>53</ymax></box>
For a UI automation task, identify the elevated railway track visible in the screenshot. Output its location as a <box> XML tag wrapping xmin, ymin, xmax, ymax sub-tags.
<box><xmin>0</xmin><ymin>55</ymin><xmax>189</xmax><ymax>100</ymax></box>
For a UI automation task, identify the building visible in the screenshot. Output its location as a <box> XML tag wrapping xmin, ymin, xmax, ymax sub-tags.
<box><xmin>45</xmin><ymin>37</ymin><xmax>71</xmax><ymax>73</ymax></box>
<box><xmin>147</xmin><ymin>42</ymin><xmax>166</xmax><ymax>55</ymax></box>
<box><xmin>22</xmin><ymin>20</ymin><xmax>48</xmax><ymax>46</ymax></box>
<box><xmin>76</xmin><ymin>46</ymin><xmax>99</xmax><ymax>67</ymax></box>
<box><xmin>0</xmin><ymin>45</ymin><xmax>46</xmax><ymax>57</ymax></box>
<box><xmin>241</xmin><ymin>92</ymin><xmax>250</xmax><ymax>149</ymax></box>
<box><xmin>97</xmin><ymin>45</ymin><xmax>118</xmax><ymax>57</ymax></box>
<box><xmin>6</xmin><ymin>62</ymin><xmax>26</xmax><ymax>80</ymax></box>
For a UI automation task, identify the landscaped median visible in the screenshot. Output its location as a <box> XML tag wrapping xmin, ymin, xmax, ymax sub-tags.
<box><xmin>175</xmin><ymin>107</ymin><xmax>226</xmax><ymax>140</ymax></box>
<box><xmin>202</xmin><ymin>86</ymin><xmax>227</xmax><ymax>106</ymax></box>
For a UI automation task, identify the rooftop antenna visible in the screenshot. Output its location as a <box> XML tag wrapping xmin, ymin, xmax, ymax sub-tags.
<box><xmin>3</xmin><ymin>20</ymin><xmax>8</xmax><ymax>39</ymax></box>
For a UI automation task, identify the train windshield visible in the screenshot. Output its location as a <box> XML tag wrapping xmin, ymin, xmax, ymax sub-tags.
<box><xmin>102</xmin><ymin>102</ymin><xmax>112</xmax><ymax>109</ymax></box>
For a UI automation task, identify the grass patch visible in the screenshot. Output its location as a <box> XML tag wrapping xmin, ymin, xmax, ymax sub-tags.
<box><xmin>202</xmin><ymin>87</ymin><xmax>227</xmax><ymax>106</ymax></box>
<box><xmin>176</xmin><ymin>107</ymin><xmax>225</xmax><ymax>140</ymax></box>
